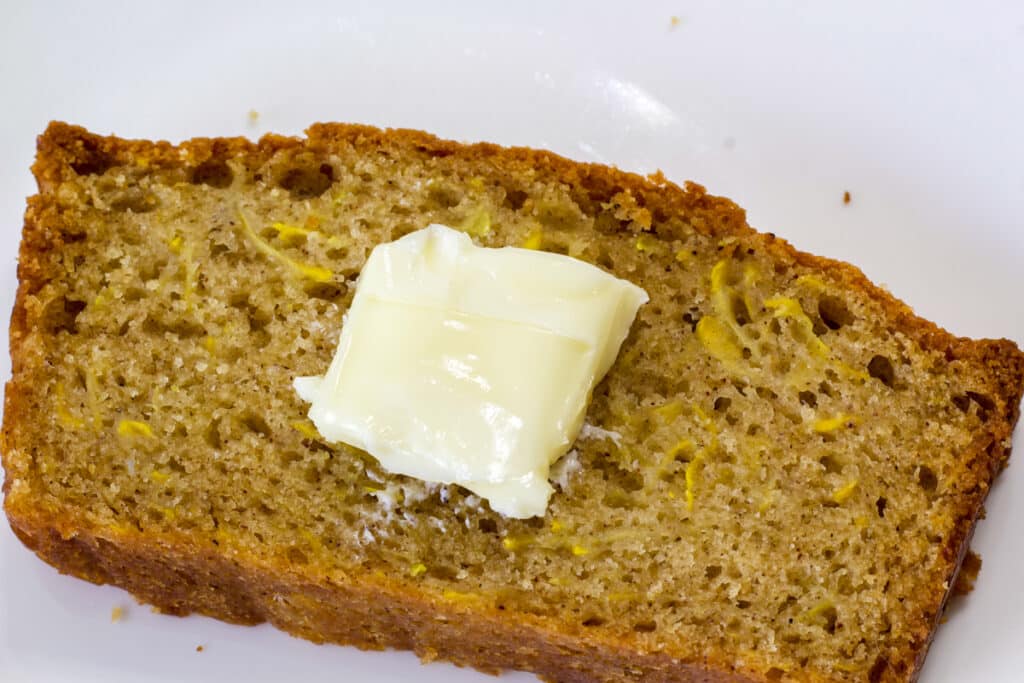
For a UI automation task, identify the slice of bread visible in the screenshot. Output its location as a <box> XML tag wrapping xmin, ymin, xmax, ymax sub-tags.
<box><xmin>4</xmin><ymin>122</ymin><xmax>1022</xmax><ymax>683</ymax></box>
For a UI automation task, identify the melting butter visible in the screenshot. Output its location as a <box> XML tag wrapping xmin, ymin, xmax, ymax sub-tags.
<box><xmin>294</xmin><ymin>224</ymin><xmax>647</xmax><ymax>518</ymax></box>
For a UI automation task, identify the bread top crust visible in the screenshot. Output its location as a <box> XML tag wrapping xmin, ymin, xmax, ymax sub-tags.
<box><xmin>4</xmin><ymin>121</ymin><xmax>1023</xmax><ymax>683</ymax></box>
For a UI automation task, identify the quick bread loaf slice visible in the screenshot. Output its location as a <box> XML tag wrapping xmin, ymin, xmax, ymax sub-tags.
<box><xmin>4</xmin><ymin>122</ymin><xmax>1022</xmax><ymax>683</ymax></box>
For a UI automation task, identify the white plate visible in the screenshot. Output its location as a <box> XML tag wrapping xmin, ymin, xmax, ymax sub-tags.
<box><xmin>1</xmin><ymin>2</ymin><xmax>1022</xmax><ymax>681</ymax></box>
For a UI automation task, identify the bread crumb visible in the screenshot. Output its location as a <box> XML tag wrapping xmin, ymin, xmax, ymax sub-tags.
<box><xmin>247</xmin><ymin>110</ymin><xmax>260</xmax><ymax>125</ymax></box>
<box><xmin>843</xmin><ymin>191</ymin><xmax>851</xmax><ymax>205</ymax></box>
<box><xmin>670</xmin><ymin>16</ymin><xmax>682</xmax><ymax>28</ymax></box>
<box><xmin>953</xmin><ymin>550</ymin><xmax>982</xmax><ymax>595</ymax></box>
<box><xmin>111</xmin><ymin>606</ymin><xmax>125</xmax><ymax>623</ymax></box>
<box><xmin>196</xmin><ymin>645</ymin><xmax>205</xmax><ymax>652</ymax></box>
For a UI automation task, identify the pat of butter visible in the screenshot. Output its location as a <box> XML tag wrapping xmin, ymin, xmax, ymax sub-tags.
<box><xmin>294</xmin><ymin>224</ymin><xmax>648</xmax><ymax>518</ymax></box>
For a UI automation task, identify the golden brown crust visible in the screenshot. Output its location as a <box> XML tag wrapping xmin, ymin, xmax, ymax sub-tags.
<box><xmin>4</xmin><ymin>121</ymin><xmax>1023</xmax><ymax>683</ymax></box>
<box><xmin>5</xmin><ymin>504</ymin><xmax>760</xmax><ymax>683</ymax></box>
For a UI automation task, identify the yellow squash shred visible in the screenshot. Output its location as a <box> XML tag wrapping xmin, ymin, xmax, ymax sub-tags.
<box><xmin>237</xmin><ymin>210</ymin><xmax>333</xmax><ymax>283</ymax></box>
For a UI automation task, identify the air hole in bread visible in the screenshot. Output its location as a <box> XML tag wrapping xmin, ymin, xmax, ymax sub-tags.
<box><xmin>210</xmin><ymin>242</ymin><xmax>233</xmax><ymax>258</ymax></box>
<box><xmin>502</xmin><ymin>188</ymin><xmax>528</xmax><ymax>211</ymax></box>
<box><xmin>867</xmin><ymin>355</ymin><xmax>896</xmax><ymax>387</ymax></box>
<box><xmin>602</xmin><ymin>491</ymin><xmax>637</xmax><ymax>509</ymax></box>
<box><xmin>304</xmin><ymin>466</ymin><xmax>322</xmax><ymax>485</ymax></box>
<box><xmin>818</xmin><ymin>296</ymin><xmax>854</xmax><ymax>330</ymax></box>
<box><xmin>70</xmin><ymin>146</ymin><xmax>114</xmax><ymax>176</ymax></box>
<box><xmin>141</xmin><ymin>316</ymin><xmax>206</xmax><ymax>339</ymax></box>
<box><xmin>204</xmin><ymin>420</ymin><xmax>222</xmax><ymax>450</ymax></box>
<box><xmin>593</xmin><ymin>211</ymin><xmax>630</xmax><ymax>235</ymax></box>
<box><xmin>191</xmin><ymin>160</ymin><xmax>234</xmax><ymax>188</ymax></box>
<box><xmin>241</xmin><ymin>413</ymin><xmax>272</xmax><ymax>437</ymax></box>
<box><xmin>771</xmin><ymin>355</ymin><xmax>791</xmax><ymax>376</ymax></box>
<box><xmin>820</xmin><ymin>455</ymin><xmax>843</xmax><ymax>474</ymax></box>
<box><xmin>303</xmin><ymin>282</ymin><xmax>346</xmax><ymax>302</ymax></box>
<box><xmin>730</xmin><ymin>293</ymin><xmax>752</xmax><ymax>327</ymax></box>
<box><xmin>45</xmin><ymin>297</ymin><xmax>87</xmax><ymax>334</ymax></box>
<box><xmin>244</xmin><ymin>306</ymin><xmax>272</xmax><ymax>332</ymax></box>
<box><xmin>426</xmin><ymin>182</ymin><xmax>463</xmax><ymax>209</ymax></box>
<box><xmin>820</xmin><ymin>606</ymin><xmax>839</xmax><ymax>634</ymax></box>
<box><xmin>535</xmin><ymin>199</ymin><xmax>583</xmax><ymax>231</ymax></box>
<box><xmin>966</xmin><ymin>391</ymin><xmax>995</xmax><ymax>412</ymax></box>
<box><xmin>917</xmin><ymin>466</ymin><xmax>937</xmax><ymax>492</ymax></box>
<box><xmin>277</xmin><ymin>163</ymin><xmax>334</xmax><ymax>199</ymax></box>
<box><xmin>868</xmin><ymin>657</ymin><xmax>888</xmax><ymax>683</ymax></box>
<box><xmin>279</xmin><ymin>451</ymin><xmax>303</xmax><ymax>467</ymax></box>
<box><xmin>109</xmin><ymin>188</ymin><xmax>159</xmax><ymax>213</ymax></box>
<box><xmin>253</xmin><ymin>323</ymin><xmax>285</xmax><ymax>350</ymax></box>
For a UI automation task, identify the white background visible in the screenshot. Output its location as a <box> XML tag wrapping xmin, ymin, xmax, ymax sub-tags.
<box><xmin>1</xmin><ymin>2</ymin><xmax>1022</xmax><ymax>681</ymax></box>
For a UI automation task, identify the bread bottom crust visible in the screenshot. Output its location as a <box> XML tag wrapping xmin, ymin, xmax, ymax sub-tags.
<box><xmin>6</xmin><ymin>505</ymin><xmax>757</xmax><ymax>683</ymax></box>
